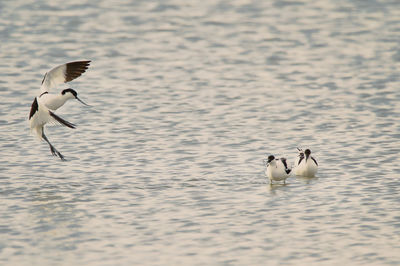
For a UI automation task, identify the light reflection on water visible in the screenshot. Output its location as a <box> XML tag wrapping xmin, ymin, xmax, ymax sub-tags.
<box><xmin>1</xmin><ymin>0</ymin><xmax>400</xmax><ymax>265</ymax></box>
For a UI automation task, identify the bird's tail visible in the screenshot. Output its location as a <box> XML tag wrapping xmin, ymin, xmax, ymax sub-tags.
<box><xmin>33</xmin><ymin>126</ymin><xmax>43</xmax><ymax>141</ymax></box>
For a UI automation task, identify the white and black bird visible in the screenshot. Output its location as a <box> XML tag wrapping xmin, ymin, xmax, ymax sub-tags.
<box><xmin>28</xmin><ymin>61</ymin><xmax>91</xmax><ymax>161</ymax></box>
<box><xmin>265</xmin><ymin>155</ymin><xmax>291</xmax><ymax>184</ymax></box>
<box><xmin>294</xmin><ymin>148</ymin><xmax>318</xmax><ymax>177</ymax></box>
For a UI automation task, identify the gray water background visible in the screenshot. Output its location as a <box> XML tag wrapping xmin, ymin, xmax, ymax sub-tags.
<box><xmin>0</xmin><ymin>0</ymin><xmax>400</xmax><ymax>265</ymax></box>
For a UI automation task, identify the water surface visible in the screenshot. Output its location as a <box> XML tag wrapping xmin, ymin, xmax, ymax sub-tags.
<box><xmin>1</xmin><ymin>0</ymin><xmax>400</xmax><ymax>265</ymax></box>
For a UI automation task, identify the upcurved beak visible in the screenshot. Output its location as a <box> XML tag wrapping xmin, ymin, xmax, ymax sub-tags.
<box><xmin>305</xmin><ymin>153</ymin><xmax>309</xmax><ymax>162</ymax></box>
<box><xmin>76</xmin><ymin>96</ymin><xmax>90</xmax><ymax>106</ymax></box>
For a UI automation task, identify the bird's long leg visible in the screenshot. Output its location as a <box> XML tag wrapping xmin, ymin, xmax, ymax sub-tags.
<box><xmin>42</xmin><ymin>129</ymin><xmax>66</xmax><ymax>161</ymax></box>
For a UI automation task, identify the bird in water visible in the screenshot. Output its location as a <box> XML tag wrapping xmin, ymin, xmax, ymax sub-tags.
<box><xmin>265</xmin><ymin>155</ymin><xmax>291</xmax><ymax>184</ymax></box>
<box><xmin>28</xmin><ymin>61</ymin><xmax>91</xmax><ymax>161</ymax></box>
<box><xmin>294</xmin><ymin>148</ymin><xmax>318</xmax><ymax>177</ymax></box>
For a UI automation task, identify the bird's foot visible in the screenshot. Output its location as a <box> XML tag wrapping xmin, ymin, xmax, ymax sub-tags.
<box><xmin>49</xmin><ymin>146</ymin><xmax>66</xmax><ymax>161</ymax></box>
<box><xmin>57</xmin><ymin>152</ymin><xmax>66</xmax><ymax>161</ymax></box>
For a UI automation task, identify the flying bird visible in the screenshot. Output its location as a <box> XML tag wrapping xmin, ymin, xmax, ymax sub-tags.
<box><xmin>28</xmin><ymin>61</ymin><xmax>91</xmax><ymax>160</ymax></box>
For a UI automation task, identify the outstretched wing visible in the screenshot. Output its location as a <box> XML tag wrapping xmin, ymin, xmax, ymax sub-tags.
<box><xmin>49</xmin><ymin>111</ymin><xmax>76</xmax><ymax>128</ymax></box>
<box><xmin>40</xmin><ymin>61</ymin><xmax>91</xmax><ymax>94</ymax></box>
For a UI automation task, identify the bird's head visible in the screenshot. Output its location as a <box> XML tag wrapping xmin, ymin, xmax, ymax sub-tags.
<box><xmin>267</xmin><ymin>155</ymin><xmax>275</xmax><ymax>163</ymax></box>
<box><xmin>61</xmin><ymin>88</ymin><xmax>90</xmax><ymax>106</ymax></box>
<box><xmin>305</xmin><ymin>149</ymin><xmax>311</xmax><ymax>161</ymax></box>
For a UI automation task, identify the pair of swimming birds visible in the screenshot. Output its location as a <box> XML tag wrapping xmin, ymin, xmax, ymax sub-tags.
<box><xmin>265</xmin><ymin>148</ymin><xmax>318</xmax><ymax>184</ymax></box>
<box><xmin>29</xmin><ymin>61</ymin><xmax>91</xmax><ymax>161</ymax></box>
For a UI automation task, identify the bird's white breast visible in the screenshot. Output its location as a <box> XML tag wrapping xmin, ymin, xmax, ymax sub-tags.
<box><xmin>39</xmin><ymin>94</ymin><xmax>68</xmax><ymax>111</ymax></box>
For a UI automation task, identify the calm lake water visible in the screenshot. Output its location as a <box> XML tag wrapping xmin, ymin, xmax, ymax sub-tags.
<box><xmin>1</xmin><ymin>0</ymin><xmax>400</xmax><ymax>265</ymax></box>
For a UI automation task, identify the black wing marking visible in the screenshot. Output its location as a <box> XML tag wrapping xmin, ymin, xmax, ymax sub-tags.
<box><xmin>280</xmin><ymin>158</ymin><xmax>291</xmax><ymax>174</ymax></box>
<box><xmin>41</xmin><ymin>73</ymin><xmax>47</xmax><ymax>85</ymax></box>
<box><xmin>297</xmin><ymin>156</ymin><xmax>304</xmax><ymax>165</ymax></box>
<box><xmin>29</xmin><ymin>98</ymin><xmax>38</xmax><ymax>120</ymax></box>
<box><xmin>297</xmin><ymin>151</ymin><xmax>304</xmax><ymax>165</ymax></box>
<box><xmin>280</xmin><ymin>158</ymin><xmax>288</xmax><ymax>169</ymax></box>
<box><xmin>49</xmin><ymin>111</ymin><xmax>76</xmax><ymax>129</ymax></box>
<box><xmin>65</xmin><ymin>61</ymin><xmax>91</xmax><ymax>82</ymax></box>
<box><xmin>311</xmin><ymin>157</ymin><xmax>318</xmax><ymax>166</ymax></box>
<box><xmin>281</xmin><ymin>158</ymin><xmax>287</xmax><ymax>169</ymax></box>
<box><xmin>39</xmin><ymin>91</ymin><xmax>48</xmax><ymax>97</ymax></box>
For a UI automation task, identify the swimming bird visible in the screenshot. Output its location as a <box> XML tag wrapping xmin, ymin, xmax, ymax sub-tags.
<box><xmin>28</xmin><ymin>60</ymin><xmax>91</xmax><ymax>160</ymax></box>
<box><xmin>294</xmin><ymin>148</ymin><xmax>318</xmax><ymax>177</ymax></box>
<box><xmin>265</xmin><ymin>155</ymin><xmax>291</xmax><ymax>184</ymax></box>
<box><xmin>39</xmin><ymin>61</ymin><xmax>90</xmax><ymax>110</ymax></box>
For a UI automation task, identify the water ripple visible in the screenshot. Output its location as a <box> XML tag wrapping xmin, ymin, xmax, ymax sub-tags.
<box><xmin>0</xmin><ymin>0</ymin><xmax>400</xmax><ymax>265</ymax></box>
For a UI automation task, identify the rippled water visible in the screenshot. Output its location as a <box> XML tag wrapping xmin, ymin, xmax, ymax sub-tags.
<box><xmin>1</xmin><ymin>0</ymin><xmax>400</xmax><ymax>265</ymax></box>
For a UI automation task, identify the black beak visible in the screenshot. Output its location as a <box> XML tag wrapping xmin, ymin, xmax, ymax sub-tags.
<box><xmin>305</xmin><ymin>153</ymin><xmax>309</xmax><ymax>161</ymax></box>
<box><xmin>76</xmin><ymin>96</ymin><xmax>90</xmax><ymax>106</ymax></box>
